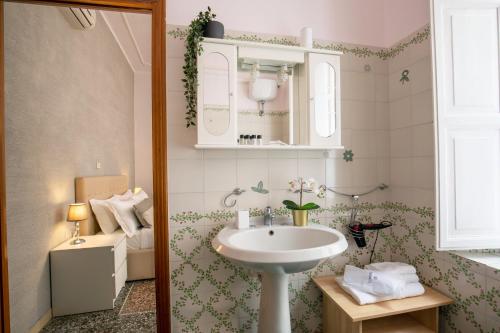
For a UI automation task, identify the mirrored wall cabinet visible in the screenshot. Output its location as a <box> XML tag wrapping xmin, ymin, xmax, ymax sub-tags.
<box><xmin>196</xmin><ymin>38</ymin><xmax>343</xmax><ymax>150</ymax></box>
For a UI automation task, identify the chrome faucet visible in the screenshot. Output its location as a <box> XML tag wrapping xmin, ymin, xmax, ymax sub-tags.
<box><xmin>264</xmin><ymin>206</ymin><xmax>274</xmax><ymax>226</ymax></box>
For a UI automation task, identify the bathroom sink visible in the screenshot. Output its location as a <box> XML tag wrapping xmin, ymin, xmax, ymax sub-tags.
<box><xmin>213</xmin><ymin>224</ymin><xmax>347</xmax><ymax>273</ymax></box>
<box><xmin>212</xmin><ymin>224</ymin><xmax>347</xmax><ymax>333</ymax></box>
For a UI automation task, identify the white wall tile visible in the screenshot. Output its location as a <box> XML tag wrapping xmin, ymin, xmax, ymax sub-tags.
<box><xmin>412</xmin><ymin>157</ymin><xmax>434</xmax><ymax>190</ymax></box>
<box><xmin>168</xmin><ymin>160</ymin><xmax>204</xmax><ymax>193</ymax></box>
<box><xmin>237</xmin><ymin>159</ymin><xmax>269</xmax><ymax>189</ymax></box>
<box><xmin>342</xmin><ymin>100</ymin><xmax>376</xmax><ymax>130</ymax></box>
<box><xmin>412</xmin><ymin>123</ymin><xmax>434</xmax><ymax>157</ymax></box>
<box><xmin>390</xmin><ymin>127</ymin><xmax>412</xmax><ymax>157</ymax></box>
<box><xmin>237</xmin><ymin>191</ymin><xmax>269</xmax><ymax>211</ymax></box>
<box><xmin>377</xmin><ymin>158</ymin><xmax>390</xmax><ymax>185</ymax></box>
<box><xmin>168</xmin><ymin>193</ymin><xmax>204</xmax><ymax>223</ymax></box>
<box><xmin>341</xmin><ymin>71</ymin><xmax>376</xmax><ymax>102</ymax></box>
<box><xmin>167</xmin><ymin>125</ymin><xmax>202</xmax><ymax>160</ymax></box>
<box><xmin>390</xmin><ymin>158</ymin><xmax>412</xmax><ymax>187</ymax></box>
<box><xmin>411</xmin><ymin>89</ymin><xmax>434</xmax><ymax>126</ymax></box>
<box><xmin>268</xmin><ymin>150</ymin><xmax>298</xmax><ymax>159</ymax></box>
<box><xmin>203</xmin><ymin>191</ymin><xmax>231</xmax><ymax>217</ymax></box>
<box><xmin>375</xmin><ymin>102</ymin><xmax>390</xmax><ymax>130</ymax></box>
<box><xmin>352</xmin><ymin>130</ymin><xmax>378</xmax><ymax>158</ymax></box>
<box><xmin>375</xmin><ymin>74</ymin><xmax>389</xmax><ymax>102</ymax></box>
<box><xmin>410</xmin><ymin>57</ymin><xmax>432</xmax><ymax>95</ymax></box>
<box><xmin>204</xmin><ymin>159</ymin><xmax>237</xmax><ymax>192</ymax></box>
<box><xmin>204</xmin><ymin>149</ymin><xmax>237</xmax><ymax>159</ymax></box>
<box><xmin>388</xmin><ymin>69</ymin><xmax>411</xmax><ymax>101</ymax></box>
<box><xmin>376</xmin><ymin>130</ymin><xmax>390</xmax><ymax>158</ymax></box>
<box><xmin>236</xmin><ymin>150</ymin><xmax>269</xmax><ymax>159</ymax></box>
<box><xmin>325</xmin><ymin>158</ymin><xmax>352</xmax><ymax>188</ymax></box>
<box><xmin>351</xmin><ymin>158</ymin><xmax>378</xmax><ymax>187</ymax></box>
<box><xmin>298</xmin><ymin>159</ymin><xmax>326</xmax><ymax>184</ymax></box>
<box><xmin>269</xmin><ymin>159</ymin><xmax>298</xmax><ymax>189</ymax></box>
<box><xmin>389</xmin><ymin>96</ymin><xmax>412</xmax><ymax>129</ymax></box>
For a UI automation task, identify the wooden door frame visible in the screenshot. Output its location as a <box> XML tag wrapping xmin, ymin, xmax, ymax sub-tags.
<box><xmin>0</xmin><ymin>0</ymin><xmax>169</xmax><ymax>332</ymax></box>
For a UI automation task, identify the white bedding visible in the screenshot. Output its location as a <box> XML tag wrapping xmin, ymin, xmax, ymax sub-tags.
<box><xmin>98</xmin><ymin>228</ymin><xmax>154</xmax><ymax>250</ymax></box>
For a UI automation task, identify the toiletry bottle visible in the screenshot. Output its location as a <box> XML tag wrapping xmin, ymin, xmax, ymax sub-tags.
<box><xmin>256</xmin><ymin>135</ymin><xmax>262</xmax><ymax>145</ymax></box>
<box><xmin>250</xmin><ymin>135</ymin><xmax>256</xmax><ymax>145</ymax></box>
<box><xmin>239</xmin><ymin>134</ymin><xmax>244</xmax><ymax>145</ymax></box>
<box><xmin>244</xmin><ymin>135</ymin><xmax>250</xmax><ymax>145</ymax></box>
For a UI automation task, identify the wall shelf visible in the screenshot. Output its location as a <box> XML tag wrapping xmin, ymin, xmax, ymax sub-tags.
<box><xmin>194</xmin><ymin>144</ymin><xmax>344</xmax><ymax>150</ymax></box>
<box><xmin>203</xmin><ymin>37</ymin><xmax>344</xmax><ymax>56</ymax></box>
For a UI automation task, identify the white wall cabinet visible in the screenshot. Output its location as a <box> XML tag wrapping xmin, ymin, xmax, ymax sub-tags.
<box><xmin>50</xmin><ymin>233</ymin><xmax>127</xmax><ymax>316</ymax></box>
<box><xmin>432</xmin><ymin>0</ymin><xmax>500</xmax><ymax>249</ymax></box>
<box><xmin>197</xmin><ymin>42</ymin><xmax>237</xmax><ymax>145</ymax></box>
<box><xmin>195</xmin><ymin>38</ymin><xmax>343</xmax><ymax>150</ymax></box>
<box><xmin>301</xmin><ymin>52</ymin><xmax>341</xmax><ymax>147</ymax></box>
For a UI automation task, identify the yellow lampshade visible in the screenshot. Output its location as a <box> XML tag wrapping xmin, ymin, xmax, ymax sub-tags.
<box><xmin>67</xmin><ymin>203</ymin><xmax>88</xmax><ymax>222</ymax></box>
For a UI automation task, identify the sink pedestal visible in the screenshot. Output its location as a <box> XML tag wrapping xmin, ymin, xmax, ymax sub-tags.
<box><xmin>258</xmin><ymin>272</ymin><xmax>291</xmax><ymax>333</ymax></box>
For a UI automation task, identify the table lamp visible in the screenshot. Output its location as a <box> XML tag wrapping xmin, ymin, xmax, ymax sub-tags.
<box><xmin>67</xmin><ymin>203</ymin><xmax>88</xmax><ymax>245</ymax></box>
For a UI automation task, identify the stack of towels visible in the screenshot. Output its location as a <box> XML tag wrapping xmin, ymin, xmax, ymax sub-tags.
<box><xmin>336</xmin><ymin>262</ymin><xmax>425</xmax><ymax>305</ymax></box>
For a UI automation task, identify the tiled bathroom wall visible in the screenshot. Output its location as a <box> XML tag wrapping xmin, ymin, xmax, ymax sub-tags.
<box><xmin>387</xmin><ymin>31</ymin><xmax>500</xmax><ymax>332</ymax></box>
<box><xmin>166</xmin><ymin>25</ymin><xmax>499</xmax><ymax>332</ymax></box>
<box><xmin>167</xmin><ymin>27</ymin><xmax>391</xmax><ymax>332</ymax></box>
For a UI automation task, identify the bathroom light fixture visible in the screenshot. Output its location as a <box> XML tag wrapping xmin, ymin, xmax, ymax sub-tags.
<box><xmin>67</xmin><ymin>203</ymin><xmax>89</xmax><ymax>245</ymax></box>
<box><xmin>250</xmin><ymin>63</ymin><xmax>260</xmax><ymax>82</ymax></box>
<box><xmin>277</xmin><ymin>64</ymin><xmax>289</xmax><ymax>86</ymax></box>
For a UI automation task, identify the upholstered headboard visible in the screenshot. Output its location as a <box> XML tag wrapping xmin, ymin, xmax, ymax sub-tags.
<box><xmin>75</xmin><ymin>175</ymin><xmax>128</xmax><ymax>236</ymax></box>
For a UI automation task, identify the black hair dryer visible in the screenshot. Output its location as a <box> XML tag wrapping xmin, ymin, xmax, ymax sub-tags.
<box><xmin>348</xmin><ymin>221</ymin><xmax>392</xmax><ymax>248</ymax></box>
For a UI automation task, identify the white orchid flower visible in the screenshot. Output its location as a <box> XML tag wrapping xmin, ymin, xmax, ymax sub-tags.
<box><xmin>307</xmin><ymin>178</ymin><xmax>318</xmax><ymax>192</ymax></box>
<box><xmin>288</xmin><ymin>179</ymin><xmax>300</xmax><ymax>192</ymax></box>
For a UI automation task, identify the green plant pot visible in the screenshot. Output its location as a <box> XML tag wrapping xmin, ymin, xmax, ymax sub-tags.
<box><xmin>291</xmin><ymin>210</ymin><xmax>308</xmax><ymax>227</ymax></box>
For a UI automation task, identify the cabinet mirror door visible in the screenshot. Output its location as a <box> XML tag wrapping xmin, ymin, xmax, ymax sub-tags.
<box><xmin>203</xmin><ymin>52</ymin><xmax>231</xmax><ymax>136</ymax></box>
<box><xmin>313</xmin><ymin>62</ymin><xmax>336</xmax><ymax>138</ymax></box>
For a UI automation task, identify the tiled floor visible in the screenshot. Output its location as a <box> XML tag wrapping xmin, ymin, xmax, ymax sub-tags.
<box><xmin>41</xmin><ymin>280</ymin><xmax>156</xmax><ymax>333</ymax></box>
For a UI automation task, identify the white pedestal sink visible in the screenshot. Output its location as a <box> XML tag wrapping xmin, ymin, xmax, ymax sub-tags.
<box><xmin>212</xmin><ymin>224</ymin><xmax>348</xmax><ymax>333</ymax></box>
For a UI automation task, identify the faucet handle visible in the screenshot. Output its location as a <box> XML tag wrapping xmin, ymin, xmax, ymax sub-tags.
<box><xmin>265</xmin><ymin>206</ymin><xmax>274</xmax><ymax>217</ymax></box>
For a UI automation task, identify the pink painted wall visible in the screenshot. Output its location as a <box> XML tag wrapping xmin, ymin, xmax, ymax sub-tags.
<box><xmin>167</xmin><ymin>0</ymin><xmax>430</xmax><ymax>47</ymax></box>
<box><xmin>383</xmin><ymin>0</ymin><xmax>430</xmax><ymax>46</ymax></box>
<box><xmin>167</xmin><ymin>0</ymin><xmax>386</xmax><ymax>46</ymax></box>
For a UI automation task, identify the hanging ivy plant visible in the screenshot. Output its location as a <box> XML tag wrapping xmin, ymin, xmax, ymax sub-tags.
<box><xmin>183</xmin><ymin>7</ymin><xmax>216</xmax><ymax>127</ymax></box>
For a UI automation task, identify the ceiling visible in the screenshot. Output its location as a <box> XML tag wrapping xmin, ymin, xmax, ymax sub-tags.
<box><xmin>100</xmin><ymin>11</ymin><xmax>152</xmax><ymax>73</ymax></box>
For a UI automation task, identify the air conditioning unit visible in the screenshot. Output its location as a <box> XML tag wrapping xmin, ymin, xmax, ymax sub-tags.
<box><xmin>61</xmin><ymin>8</ymin><xmax>97</xmax><ymax>30</ymax></box>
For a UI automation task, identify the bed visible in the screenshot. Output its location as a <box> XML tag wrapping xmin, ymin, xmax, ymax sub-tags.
<box><xmin>75</xmin><ymin>175</ymin><xmax>155</xmax><ymax>281</ymax></box>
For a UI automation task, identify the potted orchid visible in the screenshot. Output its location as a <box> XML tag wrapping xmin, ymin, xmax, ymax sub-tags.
<box><xmin>283</xmin><ymin>178</ymin><xmax>325</xmax><ymax>226</ymax></box>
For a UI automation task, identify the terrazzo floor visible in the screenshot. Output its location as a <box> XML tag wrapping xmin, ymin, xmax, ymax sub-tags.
<box><xmin>41</xmin><ymin>280</ymin><xmax>156</xmax><ymax>333</ymax></box>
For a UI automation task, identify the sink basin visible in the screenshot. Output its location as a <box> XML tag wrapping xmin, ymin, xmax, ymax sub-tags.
<box><xmin>212</xmin><ymin>224</ymin><xmax>348</xmax><ymax>333</ymax></box>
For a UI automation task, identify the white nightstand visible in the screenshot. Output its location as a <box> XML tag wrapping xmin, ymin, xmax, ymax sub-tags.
<box><xmin>50</xmin><ymin>233</ymin><xmax>127</xmax><ymax>316</ymax></box>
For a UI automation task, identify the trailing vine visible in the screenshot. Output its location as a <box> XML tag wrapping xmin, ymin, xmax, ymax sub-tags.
<box><xmin>183</xmin><ymin>7</ymin><xmax>216</xmax><ymax>127</ymax></box>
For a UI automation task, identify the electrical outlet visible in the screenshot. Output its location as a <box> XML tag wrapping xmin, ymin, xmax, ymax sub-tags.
<box><xmin>96</xmin><ymin>160</ymin><xmax>101</xmax><ymax>169</ymax></box>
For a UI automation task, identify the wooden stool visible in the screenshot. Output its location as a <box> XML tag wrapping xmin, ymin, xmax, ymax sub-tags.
<box><xmin>313</xmin><ymin>276</ymin><xmax>453</xmax><ymax>333</ymax></box>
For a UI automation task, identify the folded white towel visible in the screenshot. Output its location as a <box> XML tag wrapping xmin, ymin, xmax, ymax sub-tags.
<box><xmin>399</xmin><ymin>273</ymin><xmax>419</xmax><ymax>284</ymax></box>
<box><xmin>336</xmin><ymin>276</ymin><xmax>425</xmax><ymax>305</ymax></box>
<box><xmin>343</xmin><ymin>265</ymin><xmax>406</xmax><ymax>296</ymax></box>
<box><xmin>365</xmin><ymin>262</ymin><xmax>417</xmax><ymax>275</ymax></box>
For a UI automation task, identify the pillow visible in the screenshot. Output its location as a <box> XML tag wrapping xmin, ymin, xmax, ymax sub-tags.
<box><xmin>89</xmin><ymin>198</ymin><xmax>120</xmax><ymax>234</ymax></box>
<box><xmin>113</xmin><ymin>189</ymin><xmax>133</xmax><ymax>201</ymax></box>
<box><xmin>133</xmin><ymin>198</ymin><xmax>153</xmax><ymax>228</ymax></box>
<box><xmin>106</xmin><ymin>190</ymin><xmax>149</xmax><ymax>237</ymax></box>
<box><xmin>132</xmin><ymin>190</ymin><xmax>148</xmax><ymax>202</ymax></box>
<box><xmin>107</xmin><ymin>196</ymin><xmax>141</xmax><ymax>237</ymax></box>
<box><xmin>143</xmin><ymin>207</ymin><xmax>154</xmax><ymax>227</ymax></box>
